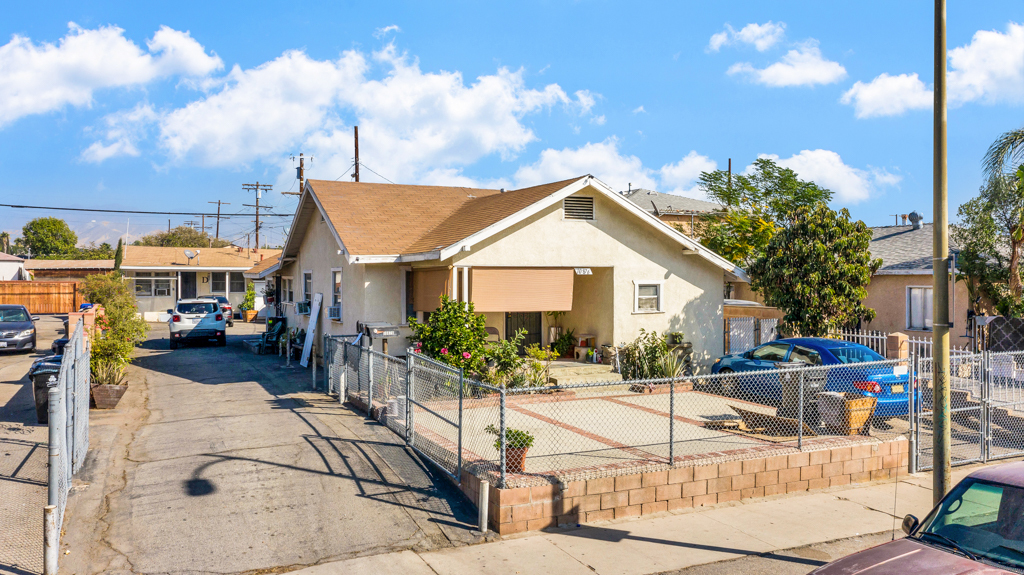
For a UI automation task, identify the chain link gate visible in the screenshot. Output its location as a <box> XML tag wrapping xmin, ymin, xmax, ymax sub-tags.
<box><xmin>985</xmin><ymin>351</ymin><xmax>1024</xmax><ymax>462</ymax></box>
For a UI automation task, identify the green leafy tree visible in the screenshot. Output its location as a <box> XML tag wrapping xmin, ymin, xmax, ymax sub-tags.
<box><xmin>953</xmin><ymin>171</ymin><xmax>1024</xmax><ymax>316</ymax></box>
<box><xmin>408</xmin><ymin>295</ymin><xmax>489</xmax><ymax>374</ymax></box>
<box><xmin>113</xmin><ymin>238</ymin><xmax>123</xmax><ymax>270</ymax></box>
<box><xmin>693</xmin><ymin>158</ymin><xmax>833</xmax><ymax>266</ymax></box>
<box><xmin>135</xmin><ymin>226</ymin><xmax>231</xmax><ymax>248</ymax></box>
<box><xmin>748</xmin><ymin>203</ymin><xmax>881</xmax><ymax>337</ymax></box>
<box><xmin>21</xmin><ymin>217</ymin><xmax>77</xmax><ymax>256</ymax></box>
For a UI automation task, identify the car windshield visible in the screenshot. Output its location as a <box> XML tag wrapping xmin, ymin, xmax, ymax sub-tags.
<box><xmin>177</xmin><ymin>302</ymin><xmax>218</xmax><ymax>314</ymax></box>
<box><xmin>0</xmin><ymin>309</ymin><xmax>30</xmax><ymax>322</ymax></box>
<box><xmin>916</xmin><ymin>478</ymin><xmax>1024</xmax><ymax>568</ymax></box>
<box><xmin>826</xmin><ymin>345</ymin><xmax>884</xmax><ymax>364</ymax></box>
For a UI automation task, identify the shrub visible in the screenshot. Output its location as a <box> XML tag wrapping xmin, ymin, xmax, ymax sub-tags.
<box><xmin>551</xmin><ymin>328</ymin><xmax>575</xmax><ymax>357</ymax></box>
<box><xmin>618</xmin><ymin>329</ymin><xmax>668</xmax><ymax>380</ymax></box>
<box><xmin>486</xmin><ymin>329</ymin><xmax>526</xmax><ymax>387</ymax></box>
<box><xmin>524</xmin><ymin>344</ymin><xmax>558</xmax><ymax>387</ymax></box>
<box><xmin>240</xmin><ymin>282</ymin><xmax>256</xmax><ymax>311</ymax></box>
<box><xmin>83</xmin><ymin>272</ymin><xmax>149</xmax><ymax>382</ymax></box>
<box><xmin>408</xmin><ymin>295</ymin><xmax>488</xmax><ymax>374</ymax></box>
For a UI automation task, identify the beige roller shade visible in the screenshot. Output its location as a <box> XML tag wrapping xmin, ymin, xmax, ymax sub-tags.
<box><xmin>412</xmin><ymin>268</ymin><xmax>451</xmax><ymax>312</ymax></box>
<box><xmin>470</xmin><ymin>268</ymin><xmax>573</xmax><ymax>312</ymax></box>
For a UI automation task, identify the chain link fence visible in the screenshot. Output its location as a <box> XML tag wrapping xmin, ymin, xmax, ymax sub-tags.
<box><xmin>46</xmin><ymin>318</ymin><xmax>91</xmax><ymax>573</ymax></box>
<box><xmin>327</xmin><ymin>342</ymin><xmax>922</xmax><ymax>490</ymax></box>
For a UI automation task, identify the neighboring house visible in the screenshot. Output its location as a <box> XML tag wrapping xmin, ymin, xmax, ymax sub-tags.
<box><xmin>120</xmin><ymin>246</ymin><xmax>280</xmax><ymax>320</ymax></box>
<box><xmin>23</xmin><ymin>259</ymin><xmax>114</xmax><ymax>281</ymax></box>
<box><xmin>861</xmin><ymin>222</ymin><xmax>971</xmax><ymax>347</ymax></box>
<box><xmin>260</xmin><ymin>175</ymin><xmax>748</xmax><ymax>368</ymax></box>
<box><xmin>0</xmin><ymin>253</ymin><xmax>25</xmax><ymax>280</ymax></box>
<box><xmin>242</xmin><ymin>256</ymin><xmax>280</xmax><ymax>318</ymax></box>
<box><xmin>621</xmin><ymin>188</ymin><xmax>724</xmax><ymax>235</ymax></box>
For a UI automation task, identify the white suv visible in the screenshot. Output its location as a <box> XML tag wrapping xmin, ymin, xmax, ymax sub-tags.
<box><xmin>167</xmin><ymin>298</ymin><xmax>227</xmax><ymax>349</ymax></box>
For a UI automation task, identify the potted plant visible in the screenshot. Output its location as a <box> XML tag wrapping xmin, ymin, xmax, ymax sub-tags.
<box><xmin>91</xmin><ymin>359</ymin><xmax>128</xmax><ymax>409</ymax></box>
<box><xmin>669</xmin><ymin>332</ymin><xmax>685</xmax><ymax>345</ymax></box>
<box><xmin>261</xmin><ymin>283</ymin><xmax>275</xmax><ymax>305</ymax></box>
<box><xmin>240</xmin><ymin>283</ymin><xmax>257</xmax><ymax>322</ymax></box>
<box><xmin>551</xmin><ymin>328</ymin><xmax>576</xmax><ymax>359</ymax></box>
<box><xmin>485</xmin><ymin>424</ymin><xmax>534</xmax><ymax>473</ymax></box>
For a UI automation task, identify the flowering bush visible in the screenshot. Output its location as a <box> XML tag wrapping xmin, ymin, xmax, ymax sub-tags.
<box><xmin>81</xmin><ymin>272</ymin><xmax>149</xmax><ymax>383</ymax></box>
<box><xmin>408</xmin><ymin>295</ymin><xmax>488</xmax><ymax>373</ymax></box>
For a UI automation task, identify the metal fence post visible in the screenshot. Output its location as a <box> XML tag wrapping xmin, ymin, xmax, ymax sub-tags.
<box><xmin>458</xmin><ymin>368</ymin><xmax>464</xmax><ymax>481</ymax></box>
<box><xmin>983</xmin><ymin>351</ymin><xmax>990</xmax><ymax>463</ymax></box>
<box><xmin>47</xmin><ymin>387</ymin><xmax>59</xmax><ymax>508</ymax></box>
<box><xmin>367</xmin><ymin>348</ymin><xmax>375</xmax><ymax>417</ymax></box>
<box><xmin>407</xmin><ymin>354</ymin><xmax>415</xmax><ymax>447</ymax></box>
<box><xmin>340</xmin><ymin>343</ymin><xmax>348</xmax><ymax>404</ymax></box>
<box><xmin>44</xmin><ymin>505</ymin><xmax>57</xmax><ymax>575</ymax></box>
<box><xmin>797</xmin><ymin>371</ymin><xmax>804</xmax><ymax>451</ymax></box>
<box><xmin>499</xmin><ymin>387</ymin><xmax>507</xmax><ymax>489</ymax></box>
<box><xmin>909</xmin><ymin>354</ymin><xmax>918</xmax><ymax>473</ymax></box>
<box><xmin>669</xmin><ymin>377</ymin><xmax>675</xmax><ymax>465</ymax></box>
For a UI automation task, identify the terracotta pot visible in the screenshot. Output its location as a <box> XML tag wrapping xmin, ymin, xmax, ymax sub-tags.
<box><xmin>243</xmin><ymin>310</ymin><xmax>258</xmax><ymax>322</ymax></box>
<box><xmin>91</xmin><ymin>384</ymin><xmax>127</xmax><ymax>409</ymax></box>
<box><xmin>507</xmin><ymin>447</ymin><xmax>529</xmax><ymax>473</ymax></box>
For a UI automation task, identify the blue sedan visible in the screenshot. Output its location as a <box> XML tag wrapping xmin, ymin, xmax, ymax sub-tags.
<box><xmin>711</xmin><ymin>337</ymin><xmax>916</xmax><ymax>418</ymax></box>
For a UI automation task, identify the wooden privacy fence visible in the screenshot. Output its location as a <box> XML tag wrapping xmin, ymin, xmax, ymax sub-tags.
<box><xmin>0</xmin><ymin>281</ymin><xmax>79</xmax><ymax>314</ymax></box>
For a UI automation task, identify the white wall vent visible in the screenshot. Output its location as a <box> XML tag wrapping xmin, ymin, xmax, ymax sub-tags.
<box><xmin>563</xmin><ymin>196</ymin><xmax>595</xmax><ymax>220</ymax></box>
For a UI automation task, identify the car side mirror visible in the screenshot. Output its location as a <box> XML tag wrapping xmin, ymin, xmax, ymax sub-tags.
<box><xmin>743</xmin><ymin>351</ymin><xmax>752</xmax><ymax>359</ymax></box>
<box><xmin>31</xmin><ymin>316</ymin><xmax>40</xmax><ymax>321</ymax></box>
<box><xmin>902</xmin><ymin>514</ymin><xmax>919</xmax><ymax>535</ymax></box>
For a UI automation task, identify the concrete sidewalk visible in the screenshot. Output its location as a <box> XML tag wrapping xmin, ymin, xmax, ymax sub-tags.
<box><xmin>290</xmin><ymin>464</ymin><xmax>993</xmax><ymax>575</ymax></box>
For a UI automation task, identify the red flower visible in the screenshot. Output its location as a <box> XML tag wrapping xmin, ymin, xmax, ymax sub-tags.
<box><xmin>440</xmin><ymin>348</ymin><xmax>448</xmax><ymax>355</ymax></box>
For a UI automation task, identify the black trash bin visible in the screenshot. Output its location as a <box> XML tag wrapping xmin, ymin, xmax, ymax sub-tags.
<box><xmin>776</xmin><ymin>361</ymin><xmax>825</xmax><ymax>423</ymax></box>
<box><xmin>28</xmin><ymin>356</ymin><xmax>63</xmax><ymax>424</ymax></box>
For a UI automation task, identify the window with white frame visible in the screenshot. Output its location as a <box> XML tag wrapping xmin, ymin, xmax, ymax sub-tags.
<box><xmin>211</xmin><ymin>272</ymin><xmax>226</xmax><ymax>292</ymax></box>
<box><xmin>154</xmin><ymin>274</ymin><xmax>172</xmax><ymax>297</ymax></box>
<box><xmin>303</xmin><ymin>272</ymin><xmax>312</xmax><ymax>303</ymax></box>
<box><xmin>134</xmin><ymin>272</ymin><xmax>173</xmax><ymax>297</ymax></box>
<box><xmin>908</xmin><ymin>287</ymin><xmax>933</xmax><ymax>330</ymax></box>
<box><xmin>230</xmin><ymin>272</ymin><xmax>245</xmax><ymax>293</ymax></box>
<box><xmin>634</xmin><ymin>282</ymin><xmax>662</xmax><ymax>313</ymax></box>
<box><xmin>282</xmin><ymin>277</ymin><xmax>294</xmax><ymax>302</ymax></box>
<box><xmin>332</xmin><ymin>270</ymin><xmax>342</xmax><ymax>306</ymax></box>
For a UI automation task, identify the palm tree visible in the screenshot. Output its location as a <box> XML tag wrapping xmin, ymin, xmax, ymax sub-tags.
<box><xmin>984</xmin><ymin>128</ymin><xmax>1024</xmax><ymax>178</ymax></box>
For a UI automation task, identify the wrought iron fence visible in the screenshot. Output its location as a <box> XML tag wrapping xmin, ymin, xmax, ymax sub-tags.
<box><xmin>326</xmin><ymin>342</ymin><xmax>919</xmax><ymax>490</ymax></box>
<box><xmin>46</xmin><ymin>318</ymin><xmax>91</xmax><ymax>573</ymax></box>
<box><xmin>829</xmin><ymin>329</ymin><xmax>888</xmax><ymax>356</ymax></box>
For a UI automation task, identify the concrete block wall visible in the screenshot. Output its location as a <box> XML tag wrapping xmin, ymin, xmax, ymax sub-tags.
<box><xmin>460</xmin><ymin>438</ymin><xmax>909</xmax><ymax>536</ymax></box>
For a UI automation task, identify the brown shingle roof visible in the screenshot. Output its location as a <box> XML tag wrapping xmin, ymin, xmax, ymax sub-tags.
<box><xmin>23</xmin><ymin>259</ymin><xmax>114</xmax><ymax>270</ymax></box>
<box><xmin>122</xmin><ymin>247</ymin><xmax>281</xmax><ymax>268</ymax></box>
<box><xmin>245</xmin><ymin>255</ymin><xmax>281</xmax><ymax>276</ymax></box>
<box><xmin>308</xmin><ymin>177</ymin><xmax>583</xmax><ymax>256</ymax></box>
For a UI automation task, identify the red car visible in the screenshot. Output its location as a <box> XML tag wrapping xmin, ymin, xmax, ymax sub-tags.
<box><xmin>812</xmin><ymin>461</ymin><xmax>1024</xmax><ymax>574</ymax></box>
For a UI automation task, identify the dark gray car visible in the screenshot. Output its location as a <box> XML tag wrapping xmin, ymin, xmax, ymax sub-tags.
<box><xmin>0</xmin><ymin>304</ymin><xmax>37</xmax><ymax>352</ymax></box>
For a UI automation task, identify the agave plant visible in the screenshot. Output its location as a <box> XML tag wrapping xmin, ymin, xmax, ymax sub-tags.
<box><xmin>93</xmin><ymin>360</ymin><xmax>127</xmax><ymax>386</ymax></box>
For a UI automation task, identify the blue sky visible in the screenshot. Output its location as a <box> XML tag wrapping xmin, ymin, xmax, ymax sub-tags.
<box><xmin>2</xmin><ymin>1</ymin><xmax>1023</xmax><ymax>247</ymax></box>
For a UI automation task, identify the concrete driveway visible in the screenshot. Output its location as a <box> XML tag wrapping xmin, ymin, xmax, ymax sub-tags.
<box><xmin>63</xmin><ymin>322</ymin><xmax>480</xmax><ymax>575</ymax></box>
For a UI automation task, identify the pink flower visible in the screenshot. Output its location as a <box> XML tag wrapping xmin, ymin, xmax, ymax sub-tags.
<box><xmin>440</xmin><ymin>348</ymin><xmax>448</xmax><ymax>355</ymax></box>
<box><xmin>413</xmin><ymin>349</ymin><xmax>421</xmax><ymax>354</ymax></box>
<box><xmin>415</xmin><ymin>341</ymin><xmax>422</xmax><ymax>348</ymax></box>
<box><xmin>462</xmin><ymin>352</ymin><xmax>471</xmax><ymax>359</ymax></box>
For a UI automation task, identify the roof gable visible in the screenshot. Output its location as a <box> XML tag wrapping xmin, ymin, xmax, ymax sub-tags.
<box><xmin>622</xmin><ymin>188</ymin><xmax>724</xmax><ymax>215</ymax></box>
<box><xmin>870</xmin><ymin>223</ymin><xmax>960</xmax><ymax>273</ymax></box>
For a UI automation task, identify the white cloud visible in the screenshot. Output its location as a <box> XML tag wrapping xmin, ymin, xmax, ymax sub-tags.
<box><xmin>728</xmin><ymin>41</ymin><xmax>846</xmax><ymax>87</ymax></box>
<box><xmin>659</xmin><ymin>151</ymin><xmax>717</xmax><ymax>198</ymax></box>
<box><xmin>840</xmin><ymin>73</ymin><xmax>932</xmax><ymax>118</ymax></box>
<box><xmin>373</xmin><ymin>25</ymin><xmax>401</xmax><ymax>39</ymax></box>
<box><xmin>842</xmin><ymin>22</ymin><xmax>1024</xmax><ymax>118</ymax></box>
<box><xmin>632</xmin><ymin>105</ymin><xmax>646</xmax><ymax>114</ymax></box>
<box><xmin>0</xmin><ymin>22</ymin><xmax>221</xmax><ymax>127</ymax></box>
<box><xmin>590</xmin><ymin>115</ymin><xmax>606</xmax><ymax>125</ymax></box>
<box><xmin>760</xmin><ymin>149</ymin><xmax>900</xmax><ymax>203</ymax></box>
<box><xmin>513</xmin><ymin>138</ymin><xmax>657</xmax><ymax>191</ymax></box>
<box><xmin>574</xmin><ymin>90</ymin><xmax>597</xmax><ymax>115</ymax></box>
<box><xmin>81</xmin><ymin>103</ymin><xmax>159</xmax><ymax>162</ymax></box>
<box><xmin>707</xmin><ymin>21</ymin><xmax>786</xmax><ymax>53</ymax></box>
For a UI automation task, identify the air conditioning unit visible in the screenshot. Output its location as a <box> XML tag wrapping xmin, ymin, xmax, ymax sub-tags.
<box><xmin>327</xmin><ymin>305</ymin><xmax>342</xmax><ymax>320</ymax></box>
<box><xmin>296</xmin><ymin>301</ymin><xmax>311</xmax><ymax>315</ymax></box>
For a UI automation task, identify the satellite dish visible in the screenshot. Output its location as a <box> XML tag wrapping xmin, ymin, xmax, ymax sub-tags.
<box><xmin>184</xmin><ymin>250</ymin><xmax>196</xmax><ymax>259</ymax></box>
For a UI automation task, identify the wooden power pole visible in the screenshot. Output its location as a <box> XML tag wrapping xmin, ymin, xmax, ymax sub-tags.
<box><xmin>242</xmin><ymin>182</ymin><xmax>272</xmax><ymax>250</ymax></box>
<box><xmin>208</xmin><ymin>201</ymin><xmax>230</xmax><ymax>239</ymax></box>
<box><xmin>353</xmin><ymin>126</ymin><xmax>360</xmax><ymax>183</ymax></box>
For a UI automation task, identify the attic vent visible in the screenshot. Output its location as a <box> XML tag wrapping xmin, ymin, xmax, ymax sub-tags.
<box><xmin>563</xmin><ymin>196</ymin><xmax>595</xmax><ymax>220</ymax></box>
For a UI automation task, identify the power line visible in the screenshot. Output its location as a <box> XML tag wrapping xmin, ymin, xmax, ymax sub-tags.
<box><xmin>0</xmin><ymin>203</ymin><xmax>294</xmax><ymax>217</ymax></box>
<box><xmin>357</xmin><ymin>162</ymin><xmax>397</xmax><ymax>185</ymax></box>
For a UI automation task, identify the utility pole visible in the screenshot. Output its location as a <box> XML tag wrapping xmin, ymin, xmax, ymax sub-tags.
<box><xmin>933</xmin><ymin>0</ymin><xmax>951</xmax><ymax>506</ymax></box>
<box><xmin>284</xmin><ymin>154</ymin><xmax>310</xmax><ymax>196</ymax></box>
<box><xmin>242</xmin><ymin>182</ymin><xmax>272</xmax><ymax>251</ymax></box>
<box><xmin>168</xmin><ymin>219</ymin><xmax>171</xmax><ymax>233</ymax></box>
<box><xmin>353</xmin><ymin>126</ymin><xmax>360</xmax><ymax>182</ymax></box>
<box><xmin>207</xmin><ymin>201</ymin><xmax>230</xmax><ymax>239</ymax></box>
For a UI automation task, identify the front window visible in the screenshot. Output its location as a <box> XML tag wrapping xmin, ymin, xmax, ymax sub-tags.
<box><xmin>135</xmin><ymin>272</ymin><xmax>153</xmax><ymax>297</ymax></box>
<box><xmin>635</xmin><ymin>283</ymin><xmax>661</xmax><ymax>312</ymax></box>
<box><xmin>751</xmin><ymin>342</ymin><xmax>790</xmax><ymax>362</ymax></box>
<box><xmin>914</xmin><ymin>478</ymin><xmax>1024</xmax><ymax>570</ymax></box>
<box><xmin>211</xmin><ymin>272</ymin><xmax>226</xmax><ymax>293</ymax></box>
<box><xmin>908</xmin><ymin>287</ymin><xmax>933</xmax><ymax>330</ymax></box>
<box><xmin>282</xmin><ymin>278</ymin><xmax>294</xmax><ymax>302</ymax></box>
<box><xmin>154</xmin><ymin>276</ymin><xmax>172</xmax><ymax>297</ymax></box>
<box><xmin>303</xmin><ymin>272</ymin><xmax>312</xmax><ymax>303</ymax></box>
<box><xmin>230</xmin><ymin>272</ymin><xmax>245</xmax><ymax>293</ymax></box>
<box><xmin>827</xmin><ymin>345</ymin><xmax>884</xmax><ymax>364</ymax></box>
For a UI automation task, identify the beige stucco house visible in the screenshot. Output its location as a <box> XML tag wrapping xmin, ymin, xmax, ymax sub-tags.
<box><xmin>120</xmin><ymin>246</ymin><xmax>279</xmax><ymax>321</ymax></box>
<box><xmin>621</xmin><ymin>188</ymin><xmax>724</xmax><ymax>236</ymax></box>
<box><xmin>259</xmin><ymin>175</ymin><xmax>747</xmax><ymax>369</ymax></box>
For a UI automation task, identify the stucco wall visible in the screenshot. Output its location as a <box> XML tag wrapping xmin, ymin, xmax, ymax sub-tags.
<box><xmin>453</xmin><ymin>188</ymin><xmax>726</xmax><ymax>367</ymax></box>
<box><xmin>862</xmin><ymin>273</ymin><xmax>972</xmax><ymax>348</ymax></box>
<box><xmin>0</xmin><ymin>261</ymin><xmax>25</xmax><ymax>281</ymax></box>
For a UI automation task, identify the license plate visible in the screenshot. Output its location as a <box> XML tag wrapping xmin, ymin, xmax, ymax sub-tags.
<box><xmin>891</xmin><ymin>384</ymin><xmax>904</xmax><ymax>394</ymax></box>
<box><xmin>191</xmin><ymin>318</ymin><xmax>202</xmax><ymax>324</ymax></box>
<box><xmin>0</xmin><ymin>342</ymin><xmax>6</xmax><ymax>348</ymax></box>
<box><xmin>894</xmin><ymin>366</ymin><xmax>908</xmax><ymax>376</ymax></box>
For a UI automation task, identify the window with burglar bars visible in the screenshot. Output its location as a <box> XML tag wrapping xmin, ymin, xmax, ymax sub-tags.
<box><xmin>563</xmin><ymin>196</ymin><xmax>594</xmax><ymax>220</ymax></box>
